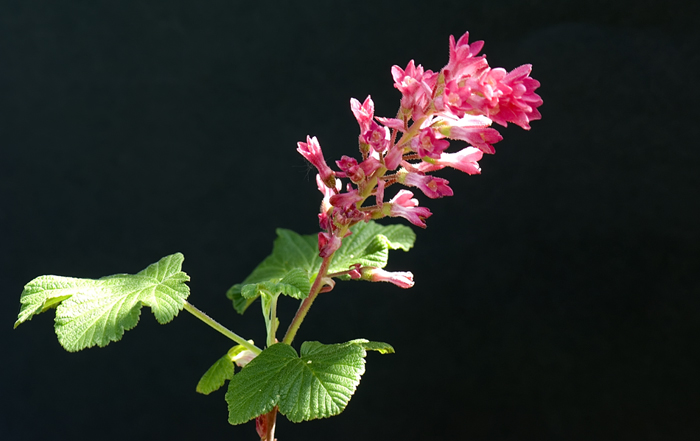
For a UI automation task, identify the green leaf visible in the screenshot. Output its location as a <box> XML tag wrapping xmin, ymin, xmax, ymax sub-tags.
<box><xmin>15</xmin><ymin>253</ymin><xmax>190</xmax><ymax>352</ymax></box>
<box><xmin>225</xmin><ymin>339</ymin><xmax>392</xmax><ymax>424</ymax></box>
<box><xmin>349</xmin><ymin>339</ymin><xmax>396</xmax><ymax>354</ymax></box>
<box><xmin>240</xmin><ymin>268</ymin><xmax>311</xmax><ymax>300</ymax></box>
<box><xmin>196</xmin><ymin>343</ymin><xmax>257</xmax><ymax>395</ymax></box>
<box><xmin>227</xmin><ymin>221</ymin><xmax>415</xmax><ymax>313</ymax></box>
<box><xmin>328</xmin><ymin>222</ymin><xmax>415</xmax><ymax>273</ymax></box>
<box><xmin>196</xmin><ymin>355</ymin><xmax>235</xmax><ymax>395</ymax></box>
<box><xmin>227</xmin><ymin>229</ymin><xmax>320</xmax><ymax>314</ymax></box>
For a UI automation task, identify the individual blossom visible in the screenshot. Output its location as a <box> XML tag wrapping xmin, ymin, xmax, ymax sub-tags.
<box><xmin>329</xmin><ymin>185</ymin><xmax>363</xmax><ymax>211</ymax></box>
<box><xmin>439</xmin><ymin>77</ymin><xmax>488</xmax><ymax>118</ymax></box>
<box><xmin>358</xmin><ymin>155</ymin><xmax>383</xmax><ymax>178</ymax></box>
<box><xmin>391</xmin><ymin>60</ymin><xmax>437</xmax><ymax>119</ymax></box>
<box><xmin>359</xmin><ymin>267</ymin><xmax>414</xmax><ymax>289</ymax></box>
<box><xmin>376</xmin><ymin>116</ymin><xmax>406</xmax><ymax>132</ymax></box>
<box><xmin>350</xmin><ymin>95</ymin><xmax>375</xmax><ymax>133</ymax></box>
<box><xmin>336</xmin><ymin>156</ymin><xmax>365</xmax><ymax>183</ymax></box>
<box><xmin>330</xmin><ymin>184</ymin><xmax>368</xmax><ymax>226</ymax></box>
<box><xmin>298</xmin><ymin>136</ymin><xmax>336</xmax><ymax>188</ymax></box>
<box><xmin>346</xmin><ymin>263</ymin><xmax>363</xmax><ymax>280</ymax></box>
<box><xmin>360</xmin><ymin>120</ymin><xmax>391</xmax><ymax>153</ymax></box>
<box><xmin>383</xmin><ymin>143</ymin><xmax>405</xmax><ymax>171</ymax></box>
<box><xmin>396</xmin><ymin>168</ymin><xmax>453</xmax><ymax>199</ymax></box>
<box><xmin>410</xmin><ymin>127</ymin><xmax>451</xmax><ymax>159</ymax></box>
<box><xmin>415</xmin><ymin>147</ymin><xmax>483</xmax><ymax>175</ymax></box>
<box><xmin>383</xmin><ymin>189</ymin><xmax>433</xmax><ymax>228</ymax></box>
<box><xmin>316</xmin><ymin>174</ymin><xmax>340</xmax><ymax>217</ymax></box>
<box><xmin>318</xmin><ymin>231</ymin><xmax>343</xmax><ymax>258</ymax></box>
<box><xmin>431</xmin><ymin>114</ymin><xmax>503</xmax><ymax>154</ymax></box>
<box><xmin>443</xmin><ymin>31</ymin><xmax>488</xmax><ymax>83</ymax></box>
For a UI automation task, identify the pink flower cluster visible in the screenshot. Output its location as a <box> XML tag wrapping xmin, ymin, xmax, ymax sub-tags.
<box><xmin>297</xmin><ymin>31</ymin><xmax>542</xmax><ymax>264</ymax></box>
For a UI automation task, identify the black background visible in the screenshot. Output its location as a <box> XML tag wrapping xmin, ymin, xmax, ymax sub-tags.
<box><xmin>2</xmin><ymin>1</ymin><xmax>699</xmax><ymax>440</ymax></box>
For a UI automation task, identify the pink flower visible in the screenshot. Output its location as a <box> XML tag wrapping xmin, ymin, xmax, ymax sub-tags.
<box><xmin>444</xmin><ymin>32</ymin><xmax>488</xmax><ymax>82</ymax></box>
<box><xmin>360</xmin><ymin>120</ymin><xmax>390</xmax><ymax>153</ymax></box>
<box><xmin>329</xmin><ymin>186</ymin><xmax>363</xmax><ymax>210</ymax></box>
<box><xmin>318</xmin><ymin>211</ymin><xmax>331</xmax><ymax>231</ymax></box>
<box><xmin>350</xmin><ymin>96</ymin><xmax>375</xmax><ymax>132</ymax></box>
<box><xmin>376</xmin><ymin>116</ymin><xmax>406</xmax><ymax>132</ymax></box>
<box><xmin>386</xmin><ymin>190</ymin><xmax>432</xmax><ymax>228</ymax></box>
<box><xmin>298</xmin><ymin>136</ymin><xmax>336</xmax><ymax>188</ymax></box>
<box><xmin>391</xmin><ymin>60</ymin><xmax>437</xmax><ymax>119</ymax></box>
<box><xmin>316</xmin><ymin>174</ymin><xmax>341</xmax><ymax>215</ymax></box>
<box><xmin>336</xmin><ymin>155</ymin><xmax>365</xmax><ymax>183</ymax></box>
<box><xmin>484</xmin><ymin>64</ymin><xmax>543</xmax><ymax>130</ymax></box>
<box><xmin>416</xmin><ymin>147</ymin><xmax>483</xmax><ymax>175</ymax></box>
<box><xmin>448</xmin><ymin>125</ymin><xmax>502</xmax><ymax>155</ymax></box>
<box><xmin>397</xmin><ymin>169</ymin><xmax>453</xmax><ymax>199</ymax></box>
<box><xmin>359</xmin><ymin>155</ymin><xmax>383</xmax><ymax>177</ymax></box>
<box><xmin>347</xmin><ymin>264</ymin><xmax>362</xmax><ymax>280</ymax></box>
<box><xmin>384</xmin><ymin>144</ymin><xmax>405</xmax><ymax>171</ymax></box>
<box><xmin>330</xmin><ymin>185</ymin><xmax>368</xmax><ymax>225</ymax></box>
<box><xmin>318</xmin><ymin>231</ymin><xmax>342</xmax><ymax>257</ymax></box>
<box><xmin>441</xmin><ymin>77</ymin><xmax>490</xmax><ymax>118</ymax></box>
<box><xmin>360</xmin><ymin>267</ymin><xmax>414</xmax><ymax>289</ymax></box>
<box><xmin>433</xmin><ymin>114</ymin><xmax>503</xmax><ymax>154</ymax></box>
<box><xmin>410</xmin><ymin>127</ymin><xmax>451</xmax><ymax>159</ymax></box>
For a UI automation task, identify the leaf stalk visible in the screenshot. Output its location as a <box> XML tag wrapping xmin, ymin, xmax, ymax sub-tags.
<box><xmin>183</xmin><ymin>301</ymin><xmax>261</xmax><ymax>354</ymax></box>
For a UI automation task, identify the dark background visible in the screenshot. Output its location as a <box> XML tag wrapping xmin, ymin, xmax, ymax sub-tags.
<box><xmin>2</xmin><ymin>1</ymin><xmax>699</xmax><ymax>440</ymax></box>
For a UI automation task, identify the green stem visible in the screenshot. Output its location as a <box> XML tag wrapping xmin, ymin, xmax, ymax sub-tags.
<box><xmin>267</xmin><ymin>294</ymin><xmax>279</xmax><ymax>348</ymax></box>
<box><xmin>282</xmin><ymin>254</ymin><xmax>335</xmax><ymax>345</ymax></box>
<box><xmin>183</xmin><ymin>301</ymin><xmax>261</xmax><ymax>355</ymax></box>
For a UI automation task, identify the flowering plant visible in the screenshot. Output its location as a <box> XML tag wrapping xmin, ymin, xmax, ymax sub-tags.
<box><xmin>14</xmin><ymin>31</ymin><xmax>541</xmax><ymax>441</ymax></box>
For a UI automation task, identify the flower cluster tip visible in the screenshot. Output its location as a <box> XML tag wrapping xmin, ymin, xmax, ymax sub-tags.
<box><xmin>296</xmin><ymin>31</ymin><xmax>542</xmax><ymax>258</ymax></box>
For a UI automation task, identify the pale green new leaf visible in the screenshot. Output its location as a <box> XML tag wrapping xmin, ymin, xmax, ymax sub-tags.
<box><xmin>227</xmin><ymin>221</ymin><xmax>415</xmax><ymax>314</ymax></box>
<box><xmin>15</xmin><ymin>253</ymin><xmax>190</xmax><ymax>352</ymax></box>
<box><xmin>196</xmin><ymin>343</ymin><xmax>256</xmax><ymax>395</ymax></box>
<box><xmin>226</xmin><ymin>339</ymin><xmax>392</xmax><ymax>424</ymax></box>
<box><xmin>196</xmin><ymin>355</ymin><xmax>235</xmax><ymax>395</ymax></box>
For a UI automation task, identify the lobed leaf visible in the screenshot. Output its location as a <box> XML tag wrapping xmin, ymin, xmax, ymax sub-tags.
<box><xmin>240</xmin><ymin>268</ymin><xmax>311</xmax><ymax>300</ymax></box>
<box><xmin>328</xmin><ymin>222</ymin><xmax>415</xmax><ymax>273</ymax></box>
<box><xmin>227</xmin><ymin>221</ymin><xmax>416</xmax><ymax>313</ymax></box>
<box><xmin>226</xmin><ymin>339</ymin><xmax>392</xmax><ymax>424</ymax></box>
<box><xmin>227</xmin><ymin>229</ymin><xmax>320</xmax><ymax>314</ymax></box>
<box><xmin>15</xmin><ymin>253</ymin><xmax>190</xmax><ymax>352</ymax></box>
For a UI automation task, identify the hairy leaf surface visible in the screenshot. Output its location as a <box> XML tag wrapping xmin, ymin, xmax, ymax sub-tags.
<box><xmin>226</xmin><ymin>339</ymin><xmax>392</xmax><ymax>424</ymax></box>
<box><xmin>15</xmin><ymin>253</ymin><xmax>190</xmax><ymax>351</ymax></box>
<box><xmin>227</xmin><ymin>221</ymin><xmax>415</xmax><ymax>313</ymax></box>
